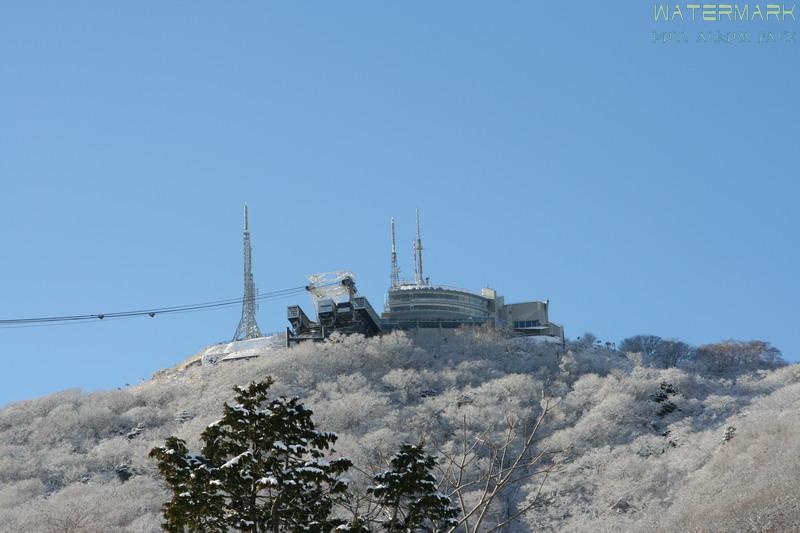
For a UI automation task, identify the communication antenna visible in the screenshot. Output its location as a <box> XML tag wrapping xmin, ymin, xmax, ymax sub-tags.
<box><xmin>390</xmin><ymin>217</ymin><xmax>400</xmax><ymax>287</ymax></box>
<box><xmin>413</xmin><ymin>208</ymin><xmax>426</xmax><ymax>285</ymax></box>
<box><xmin>233</xmin><ymin>204</ymin><xmax>262</xmax><ymax>341</ymax></box>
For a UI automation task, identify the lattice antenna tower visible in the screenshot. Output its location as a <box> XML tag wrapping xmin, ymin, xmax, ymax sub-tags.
<box><xmin>390</xmin><ymin>217</ymin><xmax>401</xmax><ymax>287</ymax></box>
<box><xmin>233</xmin><ymin>204</ymin><xmax>262</xmax><ymax>341</ymax></box>
<box><xmin>413</xmin><ymin>208</ymin><xmax>427</xmax><ymax>285</ymax></box>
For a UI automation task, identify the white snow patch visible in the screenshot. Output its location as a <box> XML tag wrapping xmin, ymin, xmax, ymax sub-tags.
<box><xmin>220</xmin><ymin>451</ymin><xmax>252</xmax><ymax>469</ymax></box>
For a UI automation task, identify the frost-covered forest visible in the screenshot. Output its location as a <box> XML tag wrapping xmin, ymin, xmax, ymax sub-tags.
<box><xmin>0</xmin><ymin>330</ymin><xmax>798</xmax><ymax>532</ymax></box>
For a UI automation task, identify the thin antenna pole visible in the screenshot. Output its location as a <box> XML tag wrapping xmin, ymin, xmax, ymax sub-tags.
<box><xmin>413</xmin><ymin>208</ymin><xmax>425</xmax><ymax>285</ymax></box>
<box><xmin>390</xmin><ymin>217</ymin><xmax>400</xmax><ymax>287</ymax></box>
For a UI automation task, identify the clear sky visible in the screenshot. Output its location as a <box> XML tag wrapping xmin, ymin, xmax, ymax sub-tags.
<box><xmin>1</xmin><ymin>2</ymin><xmax>798</xmax><ymax>406</ymax></box>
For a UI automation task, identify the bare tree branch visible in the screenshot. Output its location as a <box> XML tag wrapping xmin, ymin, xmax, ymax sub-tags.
<box><xmin>431</xmin><ymin>396</ymin><xmax>566</xmax><ymax>533</ymax></box>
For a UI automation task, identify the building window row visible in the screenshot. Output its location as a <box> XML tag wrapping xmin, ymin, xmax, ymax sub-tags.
<box><xmin>513</xmin><ymin>320</ymin><xmax>541</xmax><ymax>329</ymax></box>
<box><xmin>389</xmin><ymin>291</ymin><xmax>487</xmax><ymax>308</ymax></box>
<box><xmin>389</xmin><ymin>303</ymin><xmax>489</xmax><ymax>318</ymax></box>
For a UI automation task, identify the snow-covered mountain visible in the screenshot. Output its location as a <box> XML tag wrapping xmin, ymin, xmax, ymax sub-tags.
<box><xmin>0</xmin><ymin>330</ymin><xmax>797</xmax><ymax>532</ymax></box>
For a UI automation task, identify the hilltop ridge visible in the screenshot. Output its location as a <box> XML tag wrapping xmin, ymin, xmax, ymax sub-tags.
<box><xmin>0</xmin><ymin>330</ymin><xmax>797</xmax><ymax>532</ymax></box>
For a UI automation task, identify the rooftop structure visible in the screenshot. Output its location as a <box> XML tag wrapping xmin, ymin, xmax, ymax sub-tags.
<box><xmin>286</xmin><ymin>272</ymin><xmax>383</xmax><ymax>346</ymax></box>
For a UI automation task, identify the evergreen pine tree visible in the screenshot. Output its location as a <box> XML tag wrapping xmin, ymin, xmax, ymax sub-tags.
<box><xmin>151</xmin><ymin>378</ymin><xmax>352</xmax><ymax>532</ymax></box>
<box><xmin>149</xmin><ymin>436</ymin><xmax>227</xmax><ymax>532</ymax></box>
<box><xmin>367</xmin><ymin>444</ymin><xmax>458</xmax><ymax>532</ymax></box>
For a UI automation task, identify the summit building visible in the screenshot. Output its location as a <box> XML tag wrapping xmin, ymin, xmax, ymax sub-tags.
<box><xmin>380</xmin><ymin>211</ymin><xmax>564</xmax><ymax>340</ymax></box>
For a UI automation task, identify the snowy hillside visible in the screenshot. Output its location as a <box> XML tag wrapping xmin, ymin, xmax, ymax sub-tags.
<box><xmin>0</xmin><ymin>330</ymin><xmax>798</xmax><ymax>532</ymax></box>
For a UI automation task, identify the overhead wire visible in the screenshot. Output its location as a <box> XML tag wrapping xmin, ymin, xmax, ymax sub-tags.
<box><xmin>0</xmin><ymin>282</ymin><xmax>331</xmax><ymax>328</ymax></box>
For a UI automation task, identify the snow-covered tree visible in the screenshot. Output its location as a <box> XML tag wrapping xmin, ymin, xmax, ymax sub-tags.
<box><xmin>436</xmin><ymin>398</ymin><xmax>565</xmax><ymax>532</ymax></box>
<box><xmin>365</xmin><ymin>444</ymin><xmax>457</xmax><ymax>532</ymax></box>
<box><xmin>694</xmin><ymin>340</ymin><xmax>785</xmax><ymax>373</ymax></box>
<box><xmin>150</xmin><ymin>378</ymin><xmax>352</xmax><ymax>532</ymax></box>
<box><xmin>619</xmin><ymin>335</ymin><xmax>663</xmax><ymax>362</ymax></box>
<box><xmin>149</xmin><ymin>436</ymin><xmax>226</xmax><ymax>532</ymax></box>
<box><xmin>619</xmin><ymin>335</ymin><xmax>693</xmax><ymax>368</ymax></box>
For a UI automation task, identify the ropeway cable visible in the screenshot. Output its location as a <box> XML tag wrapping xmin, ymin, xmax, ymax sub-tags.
<box><xmin>0</xmin><ymin>286</ymin><xmax>310</xmax><ymax>327</ymax></box>
<box><xmin>0</xmin><ymin>282</ymin><xmax>332</xmax><ymax>328</ymax></box>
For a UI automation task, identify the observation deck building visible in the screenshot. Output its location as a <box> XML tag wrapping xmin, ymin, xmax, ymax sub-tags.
<box><xmin>380</xmin><ymin>212</ymin><xmax>564</xmax><ymax>340</ymax></box>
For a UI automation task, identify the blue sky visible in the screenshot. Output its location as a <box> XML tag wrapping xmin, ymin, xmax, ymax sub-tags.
<box><xmin>1</xmin><ymin>2</ymin><xmax>798</xmax><ymax>406</ymax></box>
